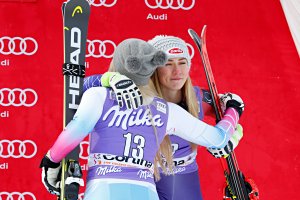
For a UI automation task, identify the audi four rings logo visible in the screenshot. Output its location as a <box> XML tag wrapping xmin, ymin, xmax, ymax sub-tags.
<box><xmin>0</xmin><ymin>192</ymin><xmax>36</xmax><ymax>200</ymax></box>
<box><xmin>88</xmin><ymin>0</ymin><xmax>117</xmax><ymax>7</ymax></box>
<box><xmin>0</xmin><ymin>140</ymin><xmax>37</xmax><ymax>159</ymax></box>
<box><xmin>186</xmin><ymin>43</ymin><xmax>195</xmax><ymax>59</ymax></box>
<box><xmin>0</xmin><ymin>36</ymin><xmax>38</xmax><ymax>56</ymax></box>
<box><xmin>86</xmin><ymin>39</ymin><xmax>116</xmax><ymax>58</ymax></box>
<box><xmin>79</xmin><ymin>141</ymin><xmax>89</xmax><ymax>160</ymax></box>
<box><xmin>145</xmin><ymin>0</ymin><xmax>195</xmax><ymax>10</ymax></box>
<box><xmin>0</xmin><ymin>88</ymin><xmax>38</xmax><ymax>107</ymax></box>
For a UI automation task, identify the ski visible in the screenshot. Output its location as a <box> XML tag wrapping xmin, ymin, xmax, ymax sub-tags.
<box><xmin>60</xmin><ymin>0</ymin><xmax>90</xmax><ymax>200</ymax></box>
<box><xmin>188</xmin><ymin>26</ymin><xmax>259</xmax><ymax>200</ymax></box>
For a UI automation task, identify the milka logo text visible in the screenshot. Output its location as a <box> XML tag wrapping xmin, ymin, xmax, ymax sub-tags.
<box><xmin>96</xmin><ymin>166</ymin><xmax>122</xmax><ymax>176</ymax></box>
<box><xmin>103</xmin><ymin>106</ymin><xmax>164</xmax><ymax>130</ymax></box>
<box><xmin>137</xmin><ymin>170</ymin><xmax>154</xmax><ymax>180</ymax></box>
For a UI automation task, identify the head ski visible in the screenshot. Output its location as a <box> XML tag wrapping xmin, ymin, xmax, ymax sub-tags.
<box><xmin>60</xmin><ymin>0</ymin><xmax>90</xmax><ymax>200</ymax></box>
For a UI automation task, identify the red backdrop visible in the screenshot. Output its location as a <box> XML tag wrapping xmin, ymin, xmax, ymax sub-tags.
<box><xmin>1</xmin><ymin>0</ymin><xmax>299</xmax><ymax>199</ymax></box>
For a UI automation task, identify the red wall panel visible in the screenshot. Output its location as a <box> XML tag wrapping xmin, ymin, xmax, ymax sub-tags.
<box><xmin>1</xmin><ymin>0</ymin><xmax>299</xmax><ymax>199</ymax></box>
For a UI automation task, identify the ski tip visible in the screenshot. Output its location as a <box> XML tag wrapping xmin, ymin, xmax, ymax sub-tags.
<box><xmin>201</xmin><ymin>25</ymin><xmax>207</xmax><ymax>38</ymax></box>
<box><xmin>188</xmin><ymin>28</ymin><xmax>194</xmax><ymax>35</ymax></box>
<box><xmin>62</xmin><ymin>2</ymin><xmax>67</xmax><ymax>16</ymax></box>
<box><xmin>187</xmin><ymin>29</ymin><xmax>196</xmax><ymax>39</ymax></box>
<box><xmin>188</xmin><ymin>28</ymin><xmax>201</xmax><ymax>41</ymax></box>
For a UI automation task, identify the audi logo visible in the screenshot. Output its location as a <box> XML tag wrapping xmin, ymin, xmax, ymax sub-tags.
<box><xmin>88</xmin><ymin>0</ymin><xmax>118</xmax><ymax>7</ymax></box>
<box><xmin>0</xmin><ymin>192</ymin><xmax>36</xmax><ymax>200</ymax></box>
<box><xmin>0</xmin><ymin>88</ymin><xmax>38</xmax><ymax>107</ymax></box>
<box><xmin>186</xmin><ymin>43</ymin><xmax>194</xmax><ymax>59</ymax></box>
<box><xmin>86</xmin><ymin>39</ymin><xmax>116</xmax><ymax>58</ymax></box>
<box><xmin>0</xmin><ymin>139</ymin><xmax>37</xmax><ymax>159</ymax></box>
<box><xmin>0</xmin><ymin>36</ymin><xmax>38</xmax><ymax>56</ymax></box>
<box><xmin>79</xmin><ymin>141</ymin><xmax>89</xmax><ymax>160</ymax></box>
<box><xmin>145</xmin><ymin>0</ymin><xmax>195</xmax><ymax>10</ymax></box>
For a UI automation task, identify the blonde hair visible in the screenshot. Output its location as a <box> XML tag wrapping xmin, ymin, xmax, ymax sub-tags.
<box><xmin>151</xmin><ymin>70</ymin><xmax>199</xmax><ymax>151</ymax></box>
<box><xmin>108</xmin><ymin>61</ymin><xmax>173</xmax><ymax>180</ymax></box>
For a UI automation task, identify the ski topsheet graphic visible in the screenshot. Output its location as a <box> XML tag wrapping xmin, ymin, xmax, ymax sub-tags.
<box><xmin>60</xmin><ymin>0</ymin><xmax>90</xmax><ymax>199</ymax></box>
<box><xmin>188</xmin><ymin>26</ymin><xmax>259</xmax><ymax>200</ymax></box>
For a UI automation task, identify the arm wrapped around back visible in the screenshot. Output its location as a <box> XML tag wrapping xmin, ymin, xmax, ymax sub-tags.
<box><xmin>166</xmin><ymin>103</ymin><xmax>240</xmax><ymax>149</ymax></box>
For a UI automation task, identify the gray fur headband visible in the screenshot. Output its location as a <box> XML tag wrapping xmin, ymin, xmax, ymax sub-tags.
<box><xmin>113</xmin><ymin>38</ymin><xmax>167</xmax><ymax>86</ymax></box>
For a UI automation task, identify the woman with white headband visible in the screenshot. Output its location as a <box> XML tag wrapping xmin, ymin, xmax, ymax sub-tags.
<box><xmin>148</xmin><ymin>35</ymin><xmax>243</xmax><ymax>200</ymax></box>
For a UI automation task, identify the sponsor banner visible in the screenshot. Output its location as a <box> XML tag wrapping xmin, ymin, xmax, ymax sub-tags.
<box><xmin>1</xmin><ymin>0</ymin><xmax>296</xmax><ymax>200</ymax></box>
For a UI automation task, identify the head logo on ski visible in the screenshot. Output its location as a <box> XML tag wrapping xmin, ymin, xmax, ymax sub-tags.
<box><xmin>61</xmin><ymin>0</ymin><xmax>90</xmax><ymax>200</ymax></box>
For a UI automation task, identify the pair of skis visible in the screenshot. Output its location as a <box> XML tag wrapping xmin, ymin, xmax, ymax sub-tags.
<box><xmin>188</xmin><ymin>26</ymin><xmax>259</xmax><ymax>200</ymax></box>
<box><xmin>60</xmin><ymin>0</ymin><xmax>90</xmax><ymax>200</ymax></box>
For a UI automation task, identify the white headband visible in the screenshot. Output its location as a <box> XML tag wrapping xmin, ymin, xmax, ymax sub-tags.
<box><xmin>148</xmin><ymin>35</ymin><xmax>191</xmax><ymax>68</ymax></box>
